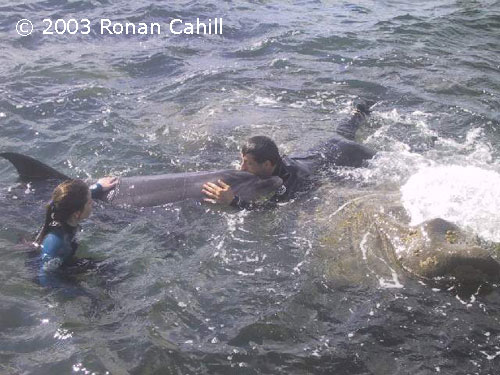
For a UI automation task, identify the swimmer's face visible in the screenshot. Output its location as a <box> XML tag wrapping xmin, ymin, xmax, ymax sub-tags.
<box><xmin>240</xmin><ymin>153</ymin><xmax>275</xmax><ymax>178</ymax></box>
<box><xmin>78</xmin><ymin>190</ymin><xmax>92</xmax><ymax>220</ymax></box>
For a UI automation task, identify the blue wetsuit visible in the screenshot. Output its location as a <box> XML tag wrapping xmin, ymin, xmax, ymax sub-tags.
<box><xmin>40</xmin><ymin>183</ymin><xmax>103</xmax><ymax>272</ymax></box>
<box><xmin>40</xmin><ymin>223</ymin><xmax>79</xmax><ymax>270</ymax></box>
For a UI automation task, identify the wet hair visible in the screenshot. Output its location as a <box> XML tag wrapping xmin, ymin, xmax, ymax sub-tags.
<box><xmin>35</xmin><ymin>179</ymin><xmax>89</xmax><ymax>244</ymax></box>
<box><xmin>241</xmin><ymin>136</ymin><xmax>281</xmax><ymax>165</ymax></box>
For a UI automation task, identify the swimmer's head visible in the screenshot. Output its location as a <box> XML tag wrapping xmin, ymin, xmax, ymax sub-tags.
<box><xmin>49</xmin><ymin>179</ymin><xmax>91</xmax><ymax>223</ymax></box>
<box><xmin>36</xmin><ymin>179</ymin><xmax>91</xmax><ymax>244</ymax></box>
<box><xmin>240</xmin><ymin>136</ymin><xmax>281</xmax><ymax>177</ymax></box>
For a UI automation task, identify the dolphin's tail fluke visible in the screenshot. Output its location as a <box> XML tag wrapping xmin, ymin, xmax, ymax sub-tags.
<box><xmin>0</xmin><ymin>152</ymin><xmax>70</xmax><ymax>181</ymax></box>
<box><xmin>335</xmin><ymin>100</ymin><xmax>376</xmax><ymax>141</ymax></box>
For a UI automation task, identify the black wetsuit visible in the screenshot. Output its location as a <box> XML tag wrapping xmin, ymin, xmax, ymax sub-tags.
<box><xmin>229</xmin><ymin>155</ymin><xmax>315</xmax><ymax>209</ymax></box>
<box><xmin>230</xmin><ymin>108</ymin><xmax>375</xmax><ymax>210</ymax></box>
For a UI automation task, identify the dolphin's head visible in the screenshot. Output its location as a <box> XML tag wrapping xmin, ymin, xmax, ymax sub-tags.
<box><xmin>220</xmin><ymin>171</ymin><xmax>283</xmax><ymax>202</ymax></box>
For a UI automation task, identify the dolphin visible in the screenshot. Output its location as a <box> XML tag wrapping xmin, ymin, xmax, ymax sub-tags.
<box><xmin>0</xmin><ymin>152</ymin><xmax>283</xmax><ymax>207</ymax></box>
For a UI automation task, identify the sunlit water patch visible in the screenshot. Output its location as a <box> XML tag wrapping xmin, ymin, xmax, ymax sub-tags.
<box><xmin>401</xmin><ymin>165</ymin><xmax>500</xmax><ymax>243</ymax></box>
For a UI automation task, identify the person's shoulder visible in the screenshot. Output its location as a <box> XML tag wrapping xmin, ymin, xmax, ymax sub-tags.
<box><xmin>41</xmin><ymin>231</ymin><xmax>64</xmax><ymax>256</ymax></box>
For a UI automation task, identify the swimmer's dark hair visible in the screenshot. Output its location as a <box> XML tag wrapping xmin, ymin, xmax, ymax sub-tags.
<box><xmin>35</xmin><ymin>179</ymin><xmax>89</xmax><ymax>245</ymax></box>
<box><xmin>241</xmin><ymin>136</ymin><xmax>281</xmax><ymax>165</ymax></box>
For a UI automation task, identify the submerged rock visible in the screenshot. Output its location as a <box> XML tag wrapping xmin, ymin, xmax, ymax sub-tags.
<box><xmin>397</xmin><ymin>218</ymin><xmax>500</xmax><ymax>285</ymax></box>
<box><xmin>312</xmin><ymin>190</ymin><xmax>500</xmax><ymax>292</ymax></box>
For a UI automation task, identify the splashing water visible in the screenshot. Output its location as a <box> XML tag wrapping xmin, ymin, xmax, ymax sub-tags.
<box><xmin>401</xmin><ymin>165</ymin><xmax>500</xmax><ymax>243</ymax></box>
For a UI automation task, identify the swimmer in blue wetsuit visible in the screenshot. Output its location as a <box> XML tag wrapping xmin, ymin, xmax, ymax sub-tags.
<box><xmin>35</xmin><ymin>177</ymin><xmax>117</xmax><ymax>272</ymax></box>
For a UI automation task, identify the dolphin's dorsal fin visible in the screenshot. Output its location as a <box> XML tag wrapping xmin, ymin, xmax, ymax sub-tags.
<box><xmin>0</xmin><ymin>152</ymin><xmax>70</xmax><ymax>181</ymax></box>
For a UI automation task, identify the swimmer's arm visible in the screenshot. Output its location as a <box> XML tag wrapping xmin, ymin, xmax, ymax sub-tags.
<box><xmin>41</xmin><ymin>233</ymin><xmax>64</xmax><ymax>268</ymax></box>
<box><xmin>202</xmin><ymin>180</ymin><xmax>280</xmax><ymax>210</ymax></box>
<box><xmin>90</xmin><ymin>177</ymin><xmax>118</xmax><ymax>199</ymax></box>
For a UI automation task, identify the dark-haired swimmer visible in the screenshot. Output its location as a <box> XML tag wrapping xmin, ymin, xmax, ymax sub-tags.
<box><xmin>202</xmin><ymin>102</ymin><xmax>376</xmax><ymax>209</ymax></box>
<box><xmin>36</xmin><ymin>177</ymin><xmax>117</xmax><ymax>272</ymax></box>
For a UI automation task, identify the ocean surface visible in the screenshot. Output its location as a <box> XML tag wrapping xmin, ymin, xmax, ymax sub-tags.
<box><xmin>1</xmin><ymin>0</ymin><xmax>500</xmax><ymax>374</ymax></box>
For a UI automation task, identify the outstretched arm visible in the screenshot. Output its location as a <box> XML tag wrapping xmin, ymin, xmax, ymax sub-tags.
<box><xmin>202</xmin><ymin>180</ymin><xmax>279</xmax><ymax>211</ymax></box>
<box><xmin>90</xmin><ymin>177</ymin><xmax>118</xmax><ymax>199</ymax></box>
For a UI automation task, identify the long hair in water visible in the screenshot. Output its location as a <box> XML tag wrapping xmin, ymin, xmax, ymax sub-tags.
<box><xmin>35</xmin><ymin>179</ymin><xmax>89</xmax><ymax>244</ymax></box>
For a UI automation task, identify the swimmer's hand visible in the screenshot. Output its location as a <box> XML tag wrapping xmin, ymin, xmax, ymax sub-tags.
<box><xmin>202</xmin><ymin>180</ymin><xmax>235</xmax><ymax>205</ymax></box>
<box><xmin>96</xmin><ymin>177</ymin><xmax>118</xmax><ymax>192</ymax></box>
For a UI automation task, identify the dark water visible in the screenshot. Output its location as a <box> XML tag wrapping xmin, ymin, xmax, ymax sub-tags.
<box><xmin>1</xmin><ymin>0</ymin><xmax>500</xmax><ymax>374</ymax></box>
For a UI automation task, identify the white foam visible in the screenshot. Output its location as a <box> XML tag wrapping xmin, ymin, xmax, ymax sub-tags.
<box><xmin>334</xmin><ymin>109</ymin><xmax>499</xmax><ymax>244</ymax></box>
<box><xmin>401</xmin><ymin>165</ymin><xmax>500</xmax><ymax>243</ymax></box>
<box><xmin>378</xmin><ymin>271</ymin><xmax>404</xmax><ymax>289</ymax></box>
<box><xmin>359</xmin><ymin>232</ymin><xmax>370</xmax><ymax>260</ymax></box>
<box><xmin>254</xmin><ymin>96</ymin><xmax>278</xmax><ymax>107</ymax></box>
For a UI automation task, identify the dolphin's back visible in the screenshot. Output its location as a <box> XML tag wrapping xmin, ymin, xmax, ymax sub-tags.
<box><xmin>105</xmin><ymin>170</ymin><xmax>283</xmax><ymax>207</ymax></box>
